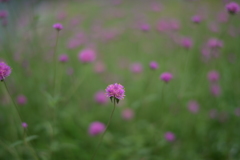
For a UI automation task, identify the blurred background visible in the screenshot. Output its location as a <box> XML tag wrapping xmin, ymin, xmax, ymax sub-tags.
<box><xmin>1</xmin><ymin>0</ymin><xmax>240</xmax><ymax>160</ymax></box>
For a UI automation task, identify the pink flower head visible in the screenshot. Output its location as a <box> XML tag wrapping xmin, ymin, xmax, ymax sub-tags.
<box><xmin>210</xmin><ymin>84</ymin><xmax>221</xmax><ymax>97</ymax></box>
<box><xmin>192</xmin><ymin>15</ymin><xmax>202</xmax><ymax>24</ymax></box>
<box><xmin>207</xmin><ymin>70</ymin><xmax>220</xmax><ymax>82</ymax></box>
<box><xmin>0</xmin><ymin>10</ymin><xmax>8</xmax><ymax>19</ymax></box>
<box><xmin>121</xmin><ymin>108</ymin><xmax>134</xmax><ymax>120</ymax></box>
<box><xmin>0</xmin><ymin>62</ymin><xmax>11</xmax><ymax>81</ymax></box>
<box><xmin>149</xmin><ymin>61</ymin><xmax>159</xmax><ymax>70</ymax></box>
<box><xmin>181</xmin><ymin>37</ymin><xmax>193</xmax><ymax>49</ymax></box>
<box><xmin>130</xmin><ymin>63</ymin><xmax>142</xmax><ymax>74</ymax></box>
<box><xmin>17</xmin><ymin>95</ymin><xmax>27</xmax><ymax>105</ymax></box>
<box><xmin>78</xmin><ymin>48</ymin><xmax>96</xmax><ymax>63</ymax></box>
<box><xmin>22</xmin><ymin>122</ymin><xmax>28</xmax><ymax>128</ymax></box>
<box><xmin>140</xmin><ymin>23</ymin><xmax>150</xmax><ymax>32</ymax></box>
<box><xmin>226</xmin><ymin>2</ymin><xmax>240</xmax><ymax>14</ymax></box>
<box><xmin>187</xmin><ymin>100</ymin><xmax>199</xmax><ymax>113</ymax></box>
<box><xmin>160</xmin><ymin>72</ymin><xmax>173</xmax><ymax>83</ymax></box>
<box><xmin>207</xmin><ymin>38</ymin><xmax>223</xmax><ymax>49</ymax></box>
<box><xmin>105</xmin><ymin>83</ymin><xmax>125</xmax><ymax>100</ymax></box>
<box><xmin>164</xmin><ymin>132</ymin><xmax>175</xmax><ymax>142</ymax></box>
<box><xmin>59</xmin><ymin>54</ymin><xmax>69</xmax><ymax>63</ymax></box>
<box><xmin>52</xmin><ymin>23</ymin><xmax>63</xmax><ymax>31</ymax></box>
<box><xmin>88</xmin><ymin>121</ymin><xmax>105</xmax><ymax>136</ymax></box>
<box><xmin>94</xmin><ymin>91</ymin><xmax>108</xmax><ymax>105</ymax></box>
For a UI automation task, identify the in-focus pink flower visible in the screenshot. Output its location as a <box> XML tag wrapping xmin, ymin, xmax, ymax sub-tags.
<box><xmin>17</xmin><ymin>95</ymin><xmax>27</xmax><ymax>105</ymax></box>
<box><xmin>105</xmin><ymin>83</ymin><xmax>125</xmax><ymax>100</ymax></box>
<box><xmin>59</xmin><ymin>54</ymin><xmax>69</xmax><ymax>63</ymax></box>
<box><xmin>78</xmin><ymin>48</ymin><xmax>96</xmax><ymax>63</ymax></box>
<box><xmin>88</xmin><ymin>121</ymin><xmax>105</xmax><ymax>136</ymax></box>
<box><xmin>53</xmin><ymin>23</ymin><xmax>63</xmax><ymax>31</ymax></box>
<box><xmin>207</xmin><ymin>70</ymin><xmax>220</xmax><ymax>82</ymax></box>
<box><xmin>164</xmin><ymin>132</ymin><xmax>175</xmax><ymax>142</ymax></box>
<box><xmin>121</xmin><ymin>108</ymin><xmax>134</xmax><ymax>120</ymax></box>
<box><xmin>187</xmin><ymin>100</ymin><xmax>199</xmax><ymax>113</ymax></box>
<box><xmin>0</xmin><ymin>62</ymin><xmax>11</xmax><ymax>81</ymax></box>
<box><xmin>94</xmin><ymin>91</ymin><xmax>108</xmax><ymax>105</ymax></box>
<box><xmin>226</xmin><ymin>2</ymin><xmax>240</xmax><ymax>14</ymax></box>
<box><xmin>160</xmin><ymin>72</ymin><xmax>173</xmax><ymax>83</ymax></box>
<box><xmin>130</xmin><ymin>63</ymin><xmax>143</xmax><ymax>74</ymax></box>
<box><xmin>149</xmin><ymin>61</ymin><xmax>159</xmax><ymax>70</ymax></box>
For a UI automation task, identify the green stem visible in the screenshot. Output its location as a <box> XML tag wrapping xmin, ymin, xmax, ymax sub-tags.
<box><xmin>53</xmin><ymin>31</ymin><xmax>60</xmax><ymax>96</ymax></box>
<box><xmin>90</xmin><ymin>98</ymin><xmax>116</xmax><ymax>160</ymax></box>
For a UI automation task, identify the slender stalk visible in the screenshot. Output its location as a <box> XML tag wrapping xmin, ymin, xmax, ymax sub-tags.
<box><xmin>53</xmin><ymin>31</ymin><xmax>60</xmax><ymax>96</ymax></box>
<box><xmin>91</xmin><ymin>98</ymin><xmax>116</xmax><ymax>160</ymax></box>
<box><xmin>3</xmin><ymin>81</ymin><xmax>39</xmax><ymax>160</ymax></box>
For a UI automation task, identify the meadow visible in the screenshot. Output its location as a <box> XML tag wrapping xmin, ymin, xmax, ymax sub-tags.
<box><xmin>1</xmin><ymin>0</ymin><xmax>240</xmax><ymax>160</ymax></box>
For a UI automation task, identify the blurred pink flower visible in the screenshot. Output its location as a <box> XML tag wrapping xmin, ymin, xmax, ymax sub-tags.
<box><xmin>207</xmin><ymin>70</ymin><xmax>220</xmax><ymax>83</ymax></box>
<box><xmin>160</xmin><ymin>72</ymin><xmax>173</xmax><ymax>83</ymax></box>
<box><xmin>192</xmin><ymin>15</ymin><xmax>202</xmax><ymax>24</ymax></box>
<box><xmin>94</xmin><ymin>91</ymin><xmax>108</xmax><ymax>105</ymax></box>
<box><xmin>88</xmin><ymin>121</ymin><xmax>105</xmax><ymax>136</ymax></box>
<box><xmin>59</xmin><ymin>54</ymin><xmax>69</xmax><ymax>63</ymax></box>
<box><xmin>210</xmin><ymin>84</ymin><xmax>221</xmax><ymax>97</ymax></box>
<box><xmin>78</xmin><ymin>48</ymin><xmax>96</xmax><ymax>63</ymax></box>
<box><xmin>149</xmin><ymin>61</ymin><xmax>159</xmax><ymax>70</ymax></box>
<box><xmin>180</xmin><ymin>37</ymin><xmax>193</xmax><ymax>49</ymax></box>
<box><xmin>130</xmin><ymin>63</ymin><xmax>143</xmax><ymax>74</ymax></box>
<box><xmin>187</xmin><ymin>100</ymin><xmax>199</xmax><ymax>113</ymax></box>
<box><xmin>164</xmin><ymin>132</ymin><xmax>175</xmax><ymax>142</ymax></box>
<box><xmin>226</xmin><ymin>2</ymin><xmax>240</xmax><ymax>14</ymax></box>
<box><xmin>121</xmin><ymin>108</ymin><xmax>134</xmax><ymax>120</ymax></box>
<box><xmin>22</xmin><ymin>122</ymin><xmax>28</xmax><ymax>128</ymax></box>
<box><xmin>17</xmin><ymin>95</ymin><xmax>27</xmax><ymax>105</ymax></box>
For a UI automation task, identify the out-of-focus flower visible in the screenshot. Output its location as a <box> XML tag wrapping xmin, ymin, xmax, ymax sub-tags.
<box><xmin>192</xmin><ymin>15</ymin><xmax>202</xmax><ymax>24</ymax></box>
<box><xmin>121</xmin><ymin>108</ymin><xmax>134</xmax><ymax>120</ymax></box>
<box><xmin>207</xmin><ymin>70</ymin><xmax>220</xmax><ymax>82</ymax></box>
<box><xmin>160</xmin><ymin>72</ymin><xmax>173</xmax><ymax>83</ymax></box>
<box><xmin>78</xmin><ymin>48</ymin><xmax>96</xmax><ymax>63</ymax></box>
<box><xmin>226</xmin><ymin>2</ymin><xmax>240</xmax><ymax>14</ymax></box>
<box><xmin>164</xmin><ymin>132</ymin><xmax>175</xmax><ymax>142</ymax></box>
<box><xmin>53</xmin><ymin>23</ymin><xmax>63</xmax><ymax>31</ymax></box>
<box><xmin>140</xmin><ymin>23</ymin><xmax>150</xmax><ymax>32</ymax></box>
<box><xmin>149</xmin><ymin>61</ymin><xmax>159</xmax><ymax>70</ymax></box>
<box><xmin>17</xmin><ymin>95</ymin><xmax>27</xmax><ymax>105</ymax></box>
<box><xmin>181</xmin><ymin>37</ymin><xmax>193</xmax><ymax>49</ymax></box>
<box><xmin>105</xmin><ymin>83</ymin><xmax>125</xmax><ymax>100</ymax></box>
<box><xmin>94</xmin><ymin>91</ymin><xmax>108</xmax><ymax>105</ymax></box>
<box><xmin>130</xmin><ymin>63</ymin><xmax>143</xmax><ymax>74</ymax></box>
<box><xmin>187</xmin><ymin>100</ymin><xmax>199</xmax><ymax>113</ymax></box>
<box><xmin>88</xmin><ymin>121</ymin><xmax>105</xmax><ymax>136</ymax></box>
<box><xmin>0</xmin><ymin>10</ymin><xmax>8</xmax><ymax>19</ymax></box>
<box><xmin>59</xmin><ymin>54</ymin><xmax>69</xmax><ymax>63</ymax></box>
<box><xmin>210</xmin><ymin>84</ymin><xmax>221</xmax><ymax>97</ymax></box>
<box><xmin>22</xmin><ymin>122</ymin><xmax>28</xmax><ymax>128</ymax></box>
<box><xmin>207</xmin><ymin>38</ymin><xmax>223</xmax><ymax>49</ymax></box>
<box><xmin>0</xmin><ymin>62</ymin><xmax>11</xmax><ymax>81</ymax></box>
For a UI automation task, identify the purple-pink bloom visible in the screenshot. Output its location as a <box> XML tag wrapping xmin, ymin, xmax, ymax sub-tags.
<box><xmin>140</xmin><ymin>23</ymin><xmax>150</xmax><ymax>32</ymax></box>
<box><xmin>207</xmin><ymin>70</ymin><xmax>220</xmax><ymax>82</ymax></box>
<box><xmin>121</xmin><ymin>108</ymin><xmax>134</xmax><ymax>120</ymax></box>
<box><xmin>17</xmin><ymin>95</ymin><xmax>27</xmax><ymax>105</ymax></box>
<box><xmin>130</xmin><ymin>63</ymin><xmax>143</xmax><ymax>74</ymax></box>
<box><xmin>207</xmin><ymin>38</ymin><xmax>223</xmax><ymax>49</ymax></box>
<box><xmin>149</xmin><ymin>61</ymin><xmax>159</xmax><ymax>70</ymax></box>
<box><xmin>0</xmin><ymin>62</ymin><xmax>11</xmax><ymax>81</ymax></box>
<box><xmin>181</xmin><ymin>37</ymin><xmax>193</xmax><ymax>49</ymax></box>
<box><xmin>105</xmin><ymin>83</ymin><xmax>125</xmax><ymax>100</ymax></box>
<box><xmin>94</xmin><ymin>91</ymin><xmax>108</xmax><ymax>105</ymax></box>
<box><xmin>210</xmin><ymin>84</ymin><xmax>221</xmax><ymax>97</ymax></box>
<box><xmin>160</xmin><ymin>72</ymin><xmax>173</xmax><ymax>83</ymax></box>
<box><xmin>22</xmin><ymin>122</ymin><xmax>28</xmax><ymax>128</ymax></box>
<box><xmin>78</xmin><ymin>48</ymin><xmax>96</xmax><ymax>63</ymax></box>
<box><xmin>59</xmin><ymin>54</ymin><xmax>69</xmax><ymax>63</ymax></box>
<box><xmin>192</xmin><ymin>15</ymin><xmax>202</xmax><ymax>24</ymax></box>
<box><xmin>164</xmin><ymin>132</ymin><xmax>175</xmax><ymax>142</ymax></box>
<box><xmin>187</xmin><ymin>100</ymin><xmax>199</xmax><ymax>113</ymax></box>
<box><xmin>88</xmin><ymin>121</ymin><xmax>105</xmax><ymax>136</ymax></box>
<box><xmin>0</xmin><ymin>10</ymin><xmax>8</xmax><ymax>19</ymax></box>
<box><xmin>52</xmin><ymin>23</ymin><xmax>63</xmax><ymax>31</ymax></box>
<box><xmin>226</xmin><ymin>2</ymin><xmax>240</xmax><ymax>14</ymax></box>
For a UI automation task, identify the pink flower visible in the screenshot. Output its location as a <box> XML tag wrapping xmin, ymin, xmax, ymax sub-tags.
<box><xmin>226</xmin><ymin>2</ymin><xmax>240</xmax><ymax>14</ymax></box>
<box><xmin>207</xmin><ymin>70</ymin><xmax>220</xmax><ymax>82</ymax></box>
<box><xmin>0</xmin><ymin>10</ymin><xmax>8</xmax><ymax>19</ymax></box>
<box><xmin>140</xmin><ymin>23</ymin><xmax>150</xmax><ymax>32</ymax></box>
<box><xmin>105</xmin><ymin>83</ymin><xmax>125</xmax><ymax>100</ymax></box>
<box><xmin>181</xmin><ymin>37</ymin><xmax>193</xmax><ymax>49</ymax></box>
<box><xmin>164</xmin><ymin>132</ymin><xmax>175</xmax><ymax>142</ymax></box>
<box><xmin>59</xmin><ymin>54</ymin><xmax>69</xmax><ymax>63</ymax></box>
<box><xmin>88</xmin><ymin>121</ymin><xmax>105</xmax><ymax>136</ymax></box>
<box><xmin>160</xmin><ymin>72</ymin><xmax>173</xmax><ymax>83</ymax></box>
<box><xmin>94</xmin><ymin>91</ymin><xmax>108</xmax><ymax>105</ymax></box>
<box><xmin>192</xmin><ymin>15</ymin><xmax>202</xmax><ymax>24</ymax></box>
<box><xmin>149</xmin><ymin>61</ymin><xmax>159</xmax><ymax>70</ymax></box>
<box><xmin>22</xmin><ymin>122</ymin><xmax>28</xmax><ymax>128</ymax></box>
<box><xmin>130</xmin><ymin>63</ymin><xmax>143</xmax><ymax>74</ymax></box>
<box><xmin>78</xmin><ymin>49</ymin><xmax>96</xmax><ymax>63</ymax></box>
<box><xmin>52</xmin><ymin>23</ymin><xmax>63</xmax><ymax>31</ymax></box>
<box><xmin>210</xmin><ymin>84</ymin><xmax>221</xmax><ymax>97</ymax></box>
<box><xmin>207</xmin><ymin>38</ymin><xmax>223</xmax><ymax>49</ymax></box>
<box><xmin>187</xmin><ymin>100</ymin><xmax>199</xmax><ymax>113</ymax></box>
<box><xmin>17</xmin><ymin>95</ymin><xmax>27</xmax><ymax>105</ymax></box>
<box><xmin>121</xmin><ymin>108</ymin><xmax>134</xmax><ymax>120</ymax></box>
<box><xmin>0</xmin><ymin>61</ymin><xmax>11</xmax><ymax>81</ymax></box>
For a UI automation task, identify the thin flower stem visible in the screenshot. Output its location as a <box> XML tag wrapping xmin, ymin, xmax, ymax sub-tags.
<box><xmin>91</xmin><ymin>98</ymin><xmax>116</xmax><ymax>160</ymax></box>
<box><xmin>3</xmin><ymin>81</ymin><xmax>39</xmax><ymax>160</ymax></box>
<box><xmin>53</xmin><ymin>31</ymin><xmax>60</xmax><ymax>96</ymax></box>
